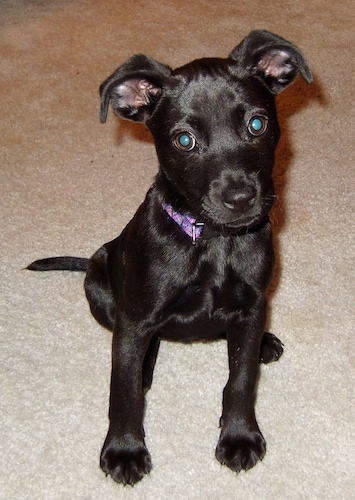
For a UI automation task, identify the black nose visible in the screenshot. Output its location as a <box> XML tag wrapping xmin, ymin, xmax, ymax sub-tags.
<box><xmin>222</xmin><ymin>184</ymin><xmax>257</xmax><ymax>211</ymax></box>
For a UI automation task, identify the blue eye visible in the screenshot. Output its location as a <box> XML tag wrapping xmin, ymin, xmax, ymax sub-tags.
<box><xmin>248</xmin><ymin>116</ymin><xmax>268</xmax><ymax>136</ymax></box>
<box><xmin>174</xmin><ymin>132</ymin><xmax>197</xmax><ymax>151</ymax></box>
<box><xmin>179</xmin><ymin>134</ymin><xmax>192</xmax><ymax>147</ymax></box>
<box><xmin>251</xmin><ymin>118</ymin><xmax>263</xmax><ymax>131</ymax></box>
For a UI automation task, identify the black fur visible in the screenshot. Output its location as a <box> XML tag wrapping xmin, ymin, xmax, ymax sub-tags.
<box><xmin>28</xmin><ymin>30</ymin><xmax>312</xmax><ymax>486</ymax></box>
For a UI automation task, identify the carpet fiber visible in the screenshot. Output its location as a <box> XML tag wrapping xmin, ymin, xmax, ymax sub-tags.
<box><xmin>1</xmin><ymin>1</ymin><xmax>354</xmax><ymax>498</ymax></box>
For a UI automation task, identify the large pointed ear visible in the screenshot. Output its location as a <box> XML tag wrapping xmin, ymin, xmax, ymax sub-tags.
<box><xmin>99</xmin><ymin>55</ymin><xmax>172</xmax><ymax>123</ymax></box>
<box><xmin>230</xmin><ymin>30</ymin><xmax>313</xmax><ymax>94</ymax></box>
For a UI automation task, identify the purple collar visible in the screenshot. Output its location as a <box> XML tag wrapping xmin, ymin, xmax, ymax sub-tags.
<box><xmin>162</xmin><ymin>203</ymin><xmax>269</xmax><ymax>244</ymax></box>
<box><xmin>163</xmin><ymin>203</ymin><xmax>204</xmax><ymax>244</ymax></box>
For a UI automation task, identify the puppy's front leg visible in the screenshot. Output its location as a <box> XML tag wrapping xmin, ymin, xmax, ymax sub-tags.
<box><xmin>216</xmin><ymin>301</ymin><xmax>267</xmax><ymax>473</ymax></box>
<box><xmin>100</xmin><ymin>312</ymin><xmax>153</xmax><ymax>486</ymax></box>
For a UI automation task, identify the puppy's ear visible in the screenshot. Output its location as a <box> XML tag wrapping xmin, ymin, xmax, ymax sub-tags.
<box><xmin>99</xmin><ymin>55</ymin><xmax>172</xmax><ymax>123</ymax></box>
<box><xmin>230</xmin><ymin>30</ymin><xmax>313</xmax><ymax>94</ymax></box>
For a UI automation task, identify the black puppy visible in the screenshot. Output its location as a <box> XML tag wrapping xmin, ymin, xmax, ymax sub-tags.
<box><xmin>28</xmin><ymin>30</ymin><xmax>312</xmax><ymax>486</ymax></box>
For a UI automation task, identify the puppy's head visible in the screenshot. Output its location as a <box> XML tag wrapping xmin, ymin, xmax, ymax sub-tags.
<box><xmin>100</xmin><ymin>30</ymin><xmax>312</xmax><ymax>231</ymax></box>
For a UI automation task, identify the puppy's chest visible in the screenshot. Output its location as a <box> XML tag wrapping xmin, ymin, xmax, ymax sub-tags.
<box><xmin>158</xmin><ymin>263</ymin><xmax>256</xmax><ymax>341</ymax></box>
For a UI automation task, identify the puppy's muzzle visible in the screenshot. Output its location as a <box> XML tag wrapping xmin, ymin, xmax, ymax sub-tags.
<box><xmin>202</xmin><ymin>174</ymin><xmax>264</xmax><ymax>226</ymax></box>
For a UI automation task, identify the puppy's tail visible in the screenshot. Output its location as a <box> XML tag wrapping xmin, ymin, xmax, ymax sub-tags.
<box><xmin>26</xmin><ymin>256</ymin><xmax>89</xmax><ymax>272</ymax></box>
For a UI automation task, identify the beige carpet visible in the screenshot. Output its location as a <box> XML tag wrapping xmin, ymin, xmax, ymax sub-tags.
<box><xmin>1</xmin><ymin>1</ymin><xmax>354</xmax><ymax>498</ymax></box>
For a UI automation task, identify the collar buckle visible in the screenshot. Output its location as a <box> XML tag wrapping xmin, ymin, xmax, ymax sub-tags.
<box><xmin>192</xmin><ymin>222</ymin><xmax>205</xmax><ymax>245</ymax></box>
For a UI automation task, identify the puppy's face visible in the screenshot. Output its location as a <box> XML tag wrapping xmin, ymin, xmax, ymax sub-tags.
<box><xmin>147</xmin><ymin>59</ymin><xmax>280</xmax><ymax>230</ymax></box>
<box><xmin>99</xmin><ymin>30</ymin><xmax>312</xmax><ymax>230</ymax></box>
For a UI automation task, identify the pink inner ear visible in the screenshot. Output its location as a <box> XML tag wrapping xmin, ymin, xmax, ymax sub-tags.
<box><xmin>117</xmin><ymin>79</ymin><xmax>162</xmax><ymax>109</ymax></box>
<box><xmin>257</xmin><ymin>50</ymin><xmax>291</xmax><ymax>79</ymax></box>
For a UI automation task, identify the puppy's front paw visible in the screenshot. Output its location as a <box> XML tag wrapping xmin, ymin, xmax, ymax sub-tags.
<box><xmin>215</xmin><ymin>431</ymin><xmax>266</xmax><ymax>473</ymax></box>
<box><xmin>100</xmin><ymin>438</ymin><xmax>152</xmax><ymax>486</ymax></box>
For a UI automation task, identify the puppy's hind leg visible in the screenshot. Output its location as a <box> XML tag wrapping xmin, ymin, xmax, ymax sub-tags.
<box><xmin>142</xmin><ymin>336</ymin><xmax>160</xmax><ymax>394</ymax></box>
<box><xmin>84</xmin><ymin>246</ymin><xmax>116</xmax><ymax>331</ymax></box>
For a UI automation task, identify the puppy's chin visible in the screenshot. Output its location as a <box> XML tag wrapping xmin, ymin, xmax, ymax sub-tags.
<box><xmin>200</xmin><ymin>204</ymin><xmax>270</xmax><ymax>232</ymax></box>
<box><xmin>224</xmin><ymin>213</ymin><xmax>269</xmax><ymax>231</ymax></box>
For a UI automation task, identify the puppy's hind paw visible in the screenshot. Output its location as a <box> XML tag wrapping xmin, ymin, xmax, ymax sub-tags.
<box><xmin>260</xmin><ymin>331</ymin><xmax>284</xmax><ymax>364</ymax></box>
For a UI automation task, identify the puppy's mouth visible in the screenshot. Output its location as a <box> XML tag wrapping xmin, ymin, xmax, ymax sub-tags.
<box><xmin>205</xmin><ymin>212</ymin><xmax>267</xmax><ymax>234</ymax></box>
<box><xmin>198</xmin><ymin>199</ymin><xmax>273</xmax><ymax>232</ymax></box>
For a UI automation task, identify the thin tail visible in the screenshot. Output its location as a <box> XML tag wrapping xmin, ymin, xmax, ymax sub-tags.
<box><xmin>26</xmin><ymin>256</ymin><xmax>89</xmax><ymax>272</ymax></box>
